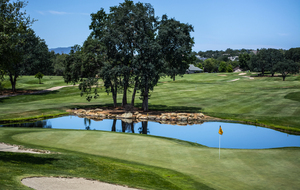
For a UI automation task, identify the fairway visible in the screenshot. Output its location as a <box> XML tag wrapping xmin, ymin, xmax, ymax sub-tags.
<box><xmin>1</xmin><ymin>73</ymin><xmax>300</xmax><ymax>132</ymax></box>
<box><xmin>1</xmin><ymin>73</ymin><xmax>300</xmax><ymax>189</ymax></box>
<box><xmin>1</xmin><ymin>128</ymin><xmax>300</xmax><ymax>189</ymax></box>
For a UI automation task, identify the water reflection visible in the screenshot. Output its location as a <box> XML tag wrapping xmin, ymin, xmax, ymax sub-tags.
<box><xmin>1</xmin><ymin>116</ymin><xmax>300</xmax><ymax>149</ymax></box>
<box><xmin>111</xmin><ymin>119</ymin><xmax>117</xmax><ymax>132</ymax></box>
<box><xmin>84</xmin><ymin>118</ymin><xmax>91</xmax><ymax>130</ymax></box>
<box><xmin>138</xmin><ymin>121</ymin><xmax>149</xmax><ymax>134</ymax></box>
<box><xmin>1</xmin><ymin>120</ymin><xmax>51</xmax><ymax>128</ymax></box>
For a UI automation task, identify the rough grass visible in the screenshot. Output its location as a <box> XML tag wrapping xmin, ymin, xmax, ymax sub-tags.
<box><xmin>0</xmin><ymin>128</ymin><xmax>299</xmax><ymax>189</ymax></box>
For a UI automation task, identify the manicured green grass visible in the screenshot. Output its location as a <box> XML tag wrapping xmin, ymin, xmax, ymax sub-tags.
<box><xmin>0</xmin><ymin>73</ymin><xmax>300</xmax><ymax>189</ymax></box>
<box><xmin>1</xmin><ymin>73</ymin><xmax>300</xmax><ymax>132</ymax></box>
<box><xmin>1</xmin><ymin>76</ymin><xmax>67</xmax><ymax>90</ymax></box>
<box><xmin>0</xmin><ymin>128</ymin><xmax>299</xmax><ymax>189</ymax></box>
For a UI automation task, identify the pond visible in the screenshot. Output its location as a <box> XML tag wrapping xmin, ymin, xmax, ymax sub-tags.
<box><xmin>1</xmin><ymin>115</ymin><xmax>300</xmax><ymax>149</ymax></box>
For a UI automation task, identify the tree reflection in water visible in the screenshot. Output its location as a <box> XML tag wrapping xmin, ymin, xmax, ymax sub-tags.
<box><xmin>1</xmin><ymin>120</ymin><xmax>52</xmax><ymax>128</ymax></box>
<box><xmin>121</xmin><ymin>120</ymin><xmax>135</xmax><ymax>133</ymax></box>
<box><xmin>111</xmin><ymin>119</ymin><xmax>117</xmax><ymax>132</ymax></box>
<box><xmin>84</xmin><ymin>118</ymin><xmax>91</xmax><ymax>130</ymax></box>
<box><xmin>138</xmin><ymin>121</ymin><xmax>149</xmax><ymax>134</ymax></box>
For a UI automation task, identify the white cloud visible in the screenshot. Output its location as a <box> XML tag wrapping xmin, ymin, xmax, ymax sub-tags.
<box><xmin>48</xmin><ymin>10</ymin><xmax>68</xmax><ymax>15</ymax></box>
<box><xmin>37</xmin><ymin>11</ymin><xmax>45</xmax><ymax>15</ymax></box>
<box><xmin>37</xmin><ymin>10</ymin><xmax>89</xmax><ymax>16</ymax></box>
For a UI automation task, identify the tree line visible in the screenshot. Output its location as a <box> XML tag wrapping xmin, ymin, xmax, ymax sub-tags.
<box><xmin>193</xmin><ymin>48</ymin><xmax>300</xmax><ymax>81</ymax></box>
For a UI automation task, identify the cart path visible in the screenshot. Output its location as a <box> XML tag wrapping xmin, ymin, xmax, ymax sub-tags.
<box><xmin>0</xmin><ymin>85</ymin><xmax>77</xmax><ymax>99</ymax></box>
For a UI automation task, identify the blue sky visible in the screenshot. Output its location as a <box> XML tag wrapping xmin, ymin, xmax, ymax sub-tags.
<box><xmin>24</xmin><ymin>0</ymin><xmax>300</xmax><ymax>51</ymax></box>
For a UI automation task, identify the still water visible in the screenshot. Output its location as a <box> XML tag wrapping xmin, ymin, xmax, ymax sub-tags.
<box><xmin>2</xmin><ymin>115</ymin><xmax>300</xmax><ymax>149</ymax></box>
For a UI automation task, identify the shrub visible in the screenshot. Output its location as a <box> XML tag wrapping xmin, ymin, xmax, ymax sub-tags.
<box><xmin>227</xmin><ymin>65</ymin><xmax>233</xmax><ymax>72</ymax></box>
<box><xmin>35</xmin><ymin>72</ymin><xmax>44</xmax><ymax>84</ymax></box>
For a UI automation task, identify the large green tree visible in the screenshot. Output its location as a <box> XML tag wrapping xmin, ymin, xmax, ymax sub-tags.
<box><xmin>238</xmin><ymin>53</ymin><xmax>250</xmax><ymax>70</ymax></box>
<box><xmin>0</xmin><ymin>0</ymin><xmax>35</xmax><ymax>92</ymax></box>
<box><xmin>248</xmin><ymin>48</ymin><xmax>284</xmax><ymax>76</ymax></box>
<box><xmin>285</xmin><ymin>47</ymin><xmax>300</xmax><ymax>63</ymax></box>
<box><xmin>21</xmin><ymin>29</ymin><xmax>53</xmax><ymax>75</ymax></box>
<box><xmin>157</xmin><ymin>14</ymin><xmax>194</xmax><ymax>81</ymax></box>
<box><xmin>203</xmin><ymin>58</ymin><xmax>217</xmax><ymax>73</ymax></box>
<box><xmin>66</xmin><ymin>0</ymin><xmax>194</xmax><ymax>111</ymax></box>
<box><xmin>274</xmin><ymin>59</ymin><xmax>299</xmax><ymax>81</ymax></box>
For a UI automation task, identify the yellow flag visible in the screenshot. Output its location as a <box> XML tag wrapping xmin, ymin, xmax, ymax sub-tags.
<box><xmin>218</xmin><ymin>126</ymin><xmax>223</xmax><ymax>135</ymax></box>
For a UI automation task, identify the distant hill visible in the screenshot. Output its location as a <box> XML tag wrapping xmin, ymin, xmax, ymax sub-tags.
<box><xmin>49</xmin><ymin>47</ymin><xmax>72</xmax><ymax>54</ymax></box>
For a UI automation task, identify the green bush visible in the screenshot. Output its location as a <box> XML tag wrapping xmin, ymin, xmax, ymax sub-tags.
<box><xmin>218</xmin><ymin>61</ymin><xmax>227</xmax><ymax>72</ymax></box>
<box><xmin>227</xmin><ymin>64</ymin><xmax>233</xmax><ymax>72</ymax></box>
<box><xmin>35</xmin><ymin>72</ymin><xmax>44</xmax><ymax>84</ymax></box>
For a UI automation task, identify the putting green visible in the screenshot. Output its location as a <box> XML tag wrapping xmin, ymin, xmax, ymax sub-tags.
<box><xmin>12</xmin><ymin>129</ymin><xmax>300</xmax><ymax>190</ymax></box>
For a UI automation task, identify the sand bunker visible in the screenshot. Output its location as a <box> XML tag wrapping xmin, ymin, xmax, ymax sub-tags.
<box><xmin>21</xmin><ymin>177</ymin><xmax>139</xmax><ymax>190</ymax></box>
<box><xmin>238</xmin><ymin>73</ymin><xmax>246</xmax><ymax>75</ymax></box>
<box><xmin>0</xmin><ymin>143</ymin><xmax>48</xmax><ymax>154</ymax></box>
<box><xmin>1</xmin><ymin>143</ymin><xmax>139</xmax><ymax>189</ymax></box>
<box><xmin>229</xmin><ymin>78</ymin><xmax>240</xmax><ymax>82</ymax></box>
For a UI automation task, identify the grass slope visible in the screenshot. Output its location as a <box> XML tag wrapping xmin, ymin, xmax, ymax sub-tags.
<box><xmin>0</xmin><ymin>73</ymin><xmax>300</xmax><ymax>189</ymax></box>
<box><xmin>0</xmin><ymin>128</ymin><xmax>299</xmax><ymax>189</ymax></box>
<box><xmin>1</xmin><ymin>73</ymin><xmax>300</xmax><ymax>131</ymax></box>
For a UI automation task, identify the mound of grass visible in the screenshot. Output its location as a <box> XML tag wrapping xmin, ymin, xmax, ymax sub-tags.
<box><xmin>1</xmin><ymin>128</ymin><xmax>299</xmax><ymax>189</ymax></box>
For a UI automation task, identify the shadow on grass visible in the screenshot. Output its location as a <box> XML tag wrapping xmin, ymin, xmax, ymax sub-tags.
<box><xmin>284</xmin><ymin>91</ymin><xmax>300</xmax><ymax>102</ymax></box>
<box><xmin>67</xmin><ymin>103</ymin><xmax>202</xmax><ymax>113</ymax></box>
<box><xmin>0</xmin><ymin>152</ymin><xmax>58</xmax><ymax>165</ymax></box>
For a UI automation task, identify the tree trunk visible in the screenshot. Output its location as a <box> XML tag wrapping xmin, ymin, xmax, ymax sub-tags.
<box><xmin>143</xmin><ymin>82</ymin><xmax>149</xmax><ymax>112</ymax></box>
<box><xmin>173</xmin><ymin>75</ymin><xmax>175</xmax><ymax>81</ymax></box>
<box><xmin>9</xmin><ymin>74</ymin><xmax>17</xmax><ymax>92</ymax></box>
<box><xmin>111</xmin><ymin>80</ymin><xmax>117</xmax><ymax>107</ymax></box>
<box><xmin>131</xmin><ymin>80</ymin><xmax>138</xmax><ymax>106</ymax></box>
<box><xmin>143</xmin><ymin>94</ymin><xmax>148</xmax><ymax>111</ymax></box>
<box><xmin>142</xmin><ymin>76</ymin><xmax>149</xmax><ymax>111</ymax></box>
<box><xmin>261</xmin><ymin>67</ymin><xmax>265</xmax><ymax>76</ymax></box>
<box><xmin>283</xmin><ymin>75</ymin><xmax>286</xmax><ymax>81</ymax></box>
<box><xmin>122</xmin><ymin>81</ymin><xmax>128</xmax><ymax>107</ymax></box>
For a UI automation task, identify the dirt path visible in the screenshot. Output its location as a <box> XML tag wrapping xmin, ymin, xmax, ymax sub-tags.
<box><xmin>0</xmin><ymin>85</ymin><xmax>76</xmax><ymax>99</ymax></box>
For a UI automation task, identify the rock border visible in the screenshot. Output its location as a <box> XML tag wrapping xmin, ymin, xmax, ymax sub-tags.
<box><xmin>67</xmin><ymin>108</ymin><xmax>220</xmax><ymax>126</ymax></box>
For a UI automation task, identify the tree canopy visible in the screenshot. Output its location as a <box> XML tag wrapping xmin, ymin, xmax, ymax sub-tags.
<box><xmin>1</xmin><ymin>0</ymin><xmax>52</xmax><ymax>91</ymax></box>
<box><xmin>64</xmin><ymin>0</ymin><xmax>194</xmax><ymax>111</ymax></box>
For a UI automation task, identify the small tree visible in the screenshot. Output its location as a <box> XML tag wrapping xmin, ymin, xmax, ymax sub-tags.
<box><xmin>227</xmin><ymin>64</ymin><xmax>233</xmax><ymax>72</ymax></box>
<box><xmin>218</xmin><ymin>61</ymin><xmax>227</xmax><ymax>72</ymax></box>
<box><xmin>274</xmin><ymin>60</ymin><xmax>299</xmax><ymax>81</ymax></box>
<box><xmin>35</xmin><ymin>72</ymin><xmax>44</xmax><ymax>84</ymax></box>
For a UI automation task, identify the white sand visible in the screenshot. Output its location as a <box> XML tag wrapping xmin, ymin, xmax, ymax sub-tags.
<box><xmin>21</xmin><ymin>177</ymin><xmax>139</xmax><ymax>190</ymax></box>
<box><xmin>1</xmin><ymin>143</ymin><xmax>139</xmax><ymax>190</ymax></box>
<box><xmin>238</xmin><ymin>73</ymin><xmax>246</xmax><ymax>75</ymax></box>
<box><xmin>0</xmin><ymin>143</ymin><xmax>43</xmax><ymax>154</ymax></box>
<box><xmin>229</xmin><ymin>78</ymin><xmax>240</xmax><ymax>82</ymax></box>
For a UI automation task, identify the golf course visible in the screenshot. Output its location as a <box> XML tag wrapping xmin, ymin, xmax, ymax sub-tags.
<box><xmin>0</xmin><ymin>72</ymin><xmax>300</xmax><ymax>189</ymax></box>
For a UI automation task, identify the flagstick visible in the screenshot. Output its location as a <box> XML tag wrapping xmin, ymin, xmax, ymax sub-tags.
<box><xmin>219</xmin><ymin>135</ymin><xmax>221</xmax><ymax>159</ymax></box>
